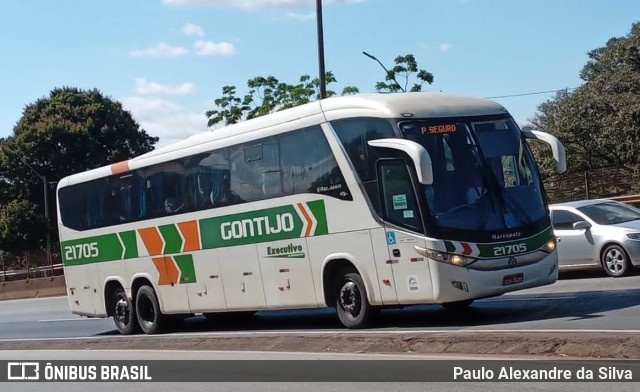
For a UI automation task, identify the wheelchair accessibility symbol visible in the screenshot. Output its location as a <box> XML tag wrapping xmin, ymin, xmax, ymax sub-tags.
<box><xmin>386</xmin><ymin>231</ymin><xmax>396</xmax><ymax>245</ymax></box>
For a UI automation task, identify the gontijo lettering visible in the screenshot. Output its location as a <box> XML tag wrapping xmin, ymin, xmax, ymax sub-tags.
<box><xmin>199</xmin><ymin>200</ymin><xmax>328</xmax><ymax>249</ymax></box>
<box><xmin>221</xmin><ymin>213</ymin><xmax>295</xmax><ymax>240</ymax></box>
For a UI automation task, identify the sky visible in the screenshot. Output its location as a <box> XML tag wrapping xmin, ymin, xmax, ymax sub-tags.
<box><xmin>0</xmin><ymin>0</ymin><xmax>638</xmax><ymax>147</ymax></box>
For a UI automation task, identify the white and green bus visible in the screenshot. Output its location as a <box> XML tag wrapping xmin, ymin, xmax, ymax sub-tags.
<box><xmin>57</xmin><ymin>92</ymin><xmax>566</xmax><ymax>334</ymax></box>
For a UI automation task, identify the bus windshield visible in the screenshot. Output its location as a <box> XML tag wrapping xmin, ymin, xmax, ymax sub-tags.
<box><xmin>400</xmin><ymin>116</ymin><xmax>546</xmax><ymax>235</ymax></box>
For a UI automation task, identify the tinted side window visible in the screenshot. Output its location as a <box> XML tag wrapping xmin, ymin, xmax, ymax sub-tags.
<box><xmin>230</xmin><ymin>139</ymin><xmax>281</xmax><ymax>202</ymax></box>
<box><xmin>112</xmin><ymin>174</ymin><xmax>144</xmax><ymax>223</ymax></box>
<box><xmin>552</xmin><ymin>210</ymin><xmax>582</xmax><ymax>230</ymax></box>
<box><xmin>59</xmin><ymin>126</ymin><xmax>351</xmax><ymax>231</ymax></box>
<box><xmin>331</xmin><ymin>118</ymin><xmax>395</xmax><ymax>182</ymax></box>
<box><xmin>280</xmin><ymin>126</ymin><xmax>350</xmax><ymax>200</ymax></box>
<box><xmin>331</xmin><ymin>118</ymin><xmax>395</xmax><ymax>215</ymax></box>
<box><xmin>59</xmin><ymin>183</ymin><xmax>88</xmax><ymax>231</ymax></box>
<box><xmin>138</xmin><ymin>162</ymin><xmax>186</xmax><ymax>218</ymax></box>
<box><xmin>378</xmin><ymin>159</ymin><xmax>423</xmax><ymax>232</ymax></box>
<box><xmin>185</xmin><ymin>149</ymin><xmax>237</xmax><ymax>209</ymax></box>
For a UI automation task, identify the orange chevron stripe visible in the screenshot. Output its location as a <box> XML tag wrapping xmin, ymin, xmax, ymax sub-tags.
<box><xmin>297</xmin><ymin>203</ymin><xmax>313</xmax><ymax>237</ymax></box>
<box><xmin>138</xmin><ymin>227</ymin><xmax>163</xmax><ymax>256</ymax></box>
<box><xmin>178</xmin><ymin>220</ymin><xmax>200</xmax><ymax>252</ymax></box>
<box><xmin>153</xmin><ymin>257</ymin><xmax>179</xmax><ymax>286</ymax></box>
<box><xmin>110</xmin><ymin>161</ymin><xmax>130</xmax><ymax>175</ymax></box>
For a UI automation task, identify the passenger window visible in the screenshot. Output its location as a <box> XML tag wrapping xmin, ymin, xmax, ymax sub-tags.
<box><xmin>58</xmin><ymin>126</ymin><xmax>351</xmax><ymax>231</ymax></box>
<box><xmin>551</xmin><ymin>210</ymin><xmax>583</xmax><ymax>230</ymax></box>
<box><xmin>229</xmin><ymin>140</ymin><xmax>281</xmax><ymax>202</ymax></box>
<box><xmin>332</xmin><ymin>118</ymin><xmax>395</xmax><ymax>182</ymax></box>
<box><xmin>279</xmin><ymin>126</ymin><xmax>350</xmax><ymax>200</ymax></box>
<box><xmin>331</xmin><ymin>118</ymin><xmax>395</xmax><ymax>213</ymax></box>
<box><xmin>185</xmin><ymin>149</ymin><xmax>237</xmax><ymax>208</ymax></box>
<box><xmin>139</xmin><ymin>162</ymin><xmax>186</xmax><ymax>218</ymax></box>
<box><xmin>378</xmin><ymin>159</ymin><xmax>423</xmax><ymax>232</ymax></box>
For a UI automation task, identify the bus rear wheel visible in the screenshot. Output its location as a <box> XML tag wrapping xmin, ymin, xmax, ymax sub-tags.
<box><xmin>112</xmin><ymin>287</ymin><xmax>139</xmax><ymax>335</ymax></box>
<box><xmin>334</xmin><ymin>269</ymin><xmax>373</xmax><ymax>329</ymax></box>
<box><xmin>135</xmin><ymin>285</ymin><xmax>166</xmax><ymax>334</ymax></box>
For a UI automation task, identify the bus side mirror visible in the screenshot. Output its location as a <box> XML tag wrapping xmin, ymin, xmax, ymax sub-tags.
<box><xmin>522</xmin><ymin>130</ymin><xmax>567</xmax><ymax>173</ymax></box>
<box><xmin>368</xmin><ymin>139</ymin><xmax>434</xmax><ymax>185</ymax></box>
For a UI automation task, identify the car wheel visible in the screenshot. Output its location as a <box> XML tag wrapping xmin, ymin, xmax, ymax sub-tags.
<box><xmin>601</xmin><ymin>244</ymin><xmax>630</xmax><ymax>278</ymax></box>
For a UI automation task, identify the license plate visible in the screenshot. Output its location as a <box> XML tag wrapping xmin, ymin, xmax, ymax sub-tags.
<box><xmin>503</xmin><ymin>273</ymin><xmax>524</xmax><ymax>286</ymax></box>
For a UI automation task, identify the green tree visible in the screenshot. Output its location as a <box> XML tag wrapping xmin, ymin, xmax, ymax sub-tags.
<box><xmin>0</xmin><ymin>200</ymin><xmax>45</xmax><ymax>254</ymax></box>
<box><xmin>207</xmin><ymin>71</ymin><xmax>358</xmax><ymax>127</ymax></box>
<box><xmin>374</xmin><ymin>54</ymin><xmax>434</xmax><ymax>93</ymax></box>
<box><xmin>205</xmin><ymin>85</ymin><xmax>251</xmax><ymax>126</ymax></box>
<box><xmin>529</xmin><ymin>22</ymin><xmax>640</xmax><ymax>173</ymax></box>
<box><xmin>0</xmin><ymin>87</ymin><xmax>158</xmax><ymax>252</ymax></box>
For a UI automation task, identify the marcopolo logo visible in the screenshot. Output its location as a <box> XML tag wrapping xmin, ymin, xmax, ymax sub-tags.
<box><xmin>200</xmin><ymin>200</ymin><xmax>328</xmax><ymax>249</ymax></box>
<box><xmin>266</xmin><ymin>243</ymin><xmax>305</xmax><ymax>258</ymax></box>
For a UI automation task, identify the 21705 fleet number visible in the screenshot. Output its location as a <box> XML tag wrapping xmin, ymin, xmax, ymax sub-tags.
<box><xmin>493</xmin><ymin>243</ymin><xmax>526</xmax><ymax>256</ymax></box>
<box><xmin>64</xmin><ymin>242</ymin><xmax>99</xmax><ymax>261</ymax></box>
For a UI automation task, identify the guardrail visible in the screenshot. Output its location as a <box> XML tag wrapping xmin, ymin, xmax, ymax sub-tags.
<box><xmin>0</xmin><ymin>263</ymin><xmax>64</xmax><ymax>282</ymax></box>
<box><xmin>606</xmin><ymin>194</ymin><xmax>640</xmax><ymax>204</ymax></box>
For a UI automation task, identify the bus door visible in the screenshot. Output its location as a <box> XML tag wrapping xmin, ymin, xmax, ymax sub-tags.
<box><xmin>378</xmin><ymin>159</ymin><xmax>434</xmax><ymax>304</ymax></box>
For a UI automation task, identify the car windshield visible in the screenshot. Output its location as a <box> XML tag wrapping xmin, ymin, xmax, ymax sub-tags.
<box><xmin>577</xmin><ymin>202</ymin><xmax>640</xmax><ymax>225</ymax></box>
<box><xmin>400</xmin><ymin>116</ymin><xmax>547</xmax><ymax>234</ymax></box>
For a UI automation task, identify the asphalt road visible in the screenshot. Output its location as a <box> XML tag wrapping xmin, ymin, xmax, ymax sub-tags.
<box><xmin>2</xmin><ymin>270</ymin><xmax>640</xmax><ymax>340</ymax></box>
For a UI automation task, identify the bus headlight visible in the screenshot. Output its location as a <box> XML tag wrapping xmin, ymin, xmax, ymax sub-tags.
<box><xmin>414</xmin><ymin>246</ymin><xmax>476</xmax><ymax>267</ymax></box>
<box><xmin>545</xmin><ymin>239</ymin><xmax>556</xmax><ymax>252</ymax></box>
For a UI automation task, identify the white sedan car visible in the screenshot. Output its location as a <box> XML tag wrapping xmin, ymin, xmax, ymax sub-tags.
<box><xmin>549</xmin><ymin>200</ymin><xmax>640</xmax><ymax>277</ymax></box>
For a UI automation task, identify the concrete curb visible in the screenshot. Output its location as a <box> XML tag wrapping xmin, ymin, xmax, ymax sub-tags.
<box><xmin>1</xmin><ymin>331</ymin><xmax>639</xmax><ymax>359</ymax></box>
<box><xmin>0</xmin><ymin>276</ymin><xmax>67</xmax><ymax>300</ymax></box>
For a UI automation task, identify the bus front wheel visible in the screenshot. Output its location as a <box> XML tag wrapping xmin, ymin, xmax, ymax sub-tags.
<box><xmin>334</xmin><ymin>269</ymin><xmax>373</xmax><ymax>329</ymax></box>
<box><xmin>112</xmin><ymin>287</ymin><xmax>139</xmax><ymax>335</ymax></box>
<box><xmin>135</xmin><ymin>285</ymin><xmax>166</xmax><ymax>334</ymax></box>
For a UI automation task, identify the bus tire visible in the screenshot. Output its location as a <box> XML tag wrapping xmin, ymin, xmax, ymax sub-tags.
<box><xmin>335</xmin><ymin>269</ymin><xmax>373</xmax><ymax>329</ymax></box>
<box><xmin>135</xmin><ymin>285</ymin><xmax>165</xmax><ymax>334</ymax></box>
<box><xmin>112</xmin><ymin>287</ymin><xmax>139</xmax><ymax>335</ymax></box>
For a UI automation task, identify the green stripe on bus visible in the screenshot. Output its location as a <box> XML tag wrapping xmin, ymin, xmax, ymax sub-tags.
<box><xmin>62</xmin><ymin>200</ymin><xmax>329</xmax><ymax>266</ymax></box>
<box><xmin>159</xmin><ymin>224</ymin><xmax>183</xmax><ymax>254</ymax></box>
<box><xmin>61</xmin><ymin>234</ymin><xmax>123</xmax><ymax>266</ymax></box>
<box><xmin>442</xmin><ymin>228</ymin><xmax>553</xmax><ymax>258</ymax></box>
<box><xmin>476</xmin><ymin>227</ymin><xmax>553</xmax><ymax>258</ymax></box>
<box><xmin>444</xmin><ymin>241</ymin><xmax>456</xmax><ymax>253</ymax></box>
<box><xmin>174</xmin><ymin>254</ymin><xmax>196</xmax><ymax>284</ymax></box>
<box><xmin>119</xmin><ymin>231</ymin><xmax>138</xmax><ymax>259</ymax></box>
<box><xmin>307</xmin><ymin>200</ymin><xmax>328</xmax><ymax>235</ymax></box>
<box><xmin>199</xmin><ymin>204</ymin><xmax>305</xmax><ymax>249</ymax></box>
